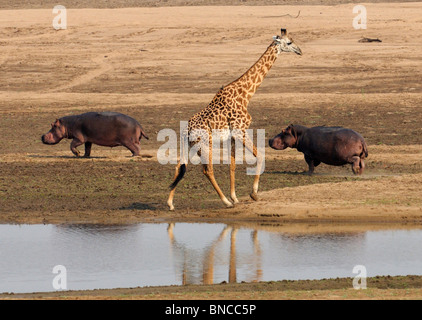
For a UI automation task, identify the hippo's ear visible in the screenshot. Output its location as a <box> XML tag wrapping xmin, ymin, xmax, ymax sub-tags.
<box><xmin>51</xmin><ymin>119</ymin><xmax>61</xmax><ymax>127</ymax></box>
<box><xmin>287</xmin><ymin>125</ymin><xmax>297</xmax><ymax>139</ymax></box>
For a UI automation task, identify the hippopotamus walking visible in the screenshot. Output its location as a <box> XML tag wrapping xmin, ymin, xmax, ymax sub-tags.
<box><xmin>41</xmin><ymin>112</ymin><xmax>149</xmax><ymax>157</ymax></box>
<box><xmin>269</xmin><ymin>124</ymin><xmax>368</xmax><ymax>175</ymax></box>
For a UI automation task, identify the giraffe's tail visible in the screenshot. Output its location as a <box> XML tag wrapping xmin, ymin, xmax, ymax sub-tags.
<box><xmin>169</xmin><ymin>163</ymin><xmax>186</xmax><ymax>190</ymax></box>
<box><xmin>169</xmin><ymin>130</ymin><xmax>188</xmax><ymax>190</ymax></box>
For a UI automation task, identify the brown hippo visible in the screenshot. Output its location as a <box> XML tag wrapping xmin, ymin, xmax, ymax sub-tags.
<box><xmin>41</xmin><ymin>112</ymin><xmax>149</xmax><ymax>157</ymax></box>
<box><xmin>269</xmin><ymin>124</ymin><xmax>368</xmax><ymax>175</ymax></box>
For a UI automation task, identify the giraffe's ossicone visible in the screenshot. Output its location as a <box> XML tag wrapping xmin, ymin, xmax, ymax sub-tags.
<box><xmin>167</xmin><ymin>29</ymin><xmax>302</xmax><ymax>211</ymax></box>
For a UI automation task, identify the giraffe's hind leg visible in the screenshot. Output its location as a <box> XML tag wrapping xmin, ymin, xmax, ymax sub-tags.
<box><xmin>167</xmin><ymin>161</ymin><xmax>186</xmax><ymax>211</ymax></box>
<box><xmin>202</xmin><ymin>139</ymin><xmax>233</xmax><ymax>208</ymax></box>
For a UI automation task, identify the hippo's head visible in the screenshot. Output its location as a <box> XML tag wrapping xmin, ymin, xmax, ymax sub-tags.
<box><xmin>269</xmin><ymin>125</ymin><xmax>298</xmax><ymax>150</ymax></box>
<box><xmin>273</xmin><ymin>28</ymin><xmax>302</xmax><ymax>56</ymax></box>
<box><xmin>41</xmin><ymin>119</ymin><xmax>66</xmax><ymax>145</ymax></box>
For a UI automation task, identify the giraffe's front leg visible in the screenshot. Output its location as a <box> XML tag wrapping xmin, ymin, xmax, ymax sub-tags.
<box><xmin>203</xmin><ymin>164</ymin><xmax>233</xmax><ymax>208</ymax></box>
<box><xmin>230</xmin><ymin>138</ymin><xmax>239</xmax><ymax>204</ymax></box>
<box><xmin>243</xmin><ymin>135</ymin><xmax>263</xmax><ymax>201</ymax></box>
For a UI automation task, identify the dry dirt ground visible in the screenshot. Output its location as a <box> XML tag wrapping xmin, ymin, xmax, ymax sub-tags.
<box><xmin>0</xmin><ymin>1</ymin><xmax>421</xmax><ymax>299</ymax></box>
<box><xmin>3</xmin><ymin>275</ymin><xmax>422</xmax><ymax>300</ymax></box>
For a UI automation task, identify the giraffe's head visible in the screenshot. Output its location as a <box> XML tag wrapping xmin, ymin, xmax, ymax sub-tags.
<box><xmin>272</xmin><ymin>28</ymin><xmax>302</xmax><ymax>55</ymax></box>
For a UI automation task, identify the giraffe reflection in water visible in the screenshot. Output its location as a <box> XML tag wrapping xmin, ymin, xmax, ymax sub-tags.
<box><xmin>167</xmin><ymin>223</ymin><xmax>262</xmax><ymax>285</ymax></box>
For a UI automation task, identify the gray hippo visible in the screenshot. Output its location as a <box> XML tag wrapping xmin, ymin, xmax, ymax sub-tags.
<box><xmin>41</xmin><ymin>112</ymin><xmax>149</xmax><ymax>157</ymax></box>
<box><xmin>269</xmin><ymin>124</ymin><xmax>368</xmax><ymax>175</ymax></box>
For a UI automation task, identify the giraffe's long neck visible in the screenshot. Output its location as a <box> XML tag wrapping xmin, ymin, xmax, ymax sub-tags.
<box><xmin>228</xmin><ymin>42</ymin><xmax>279</xmax><ymax>107</ymax></box>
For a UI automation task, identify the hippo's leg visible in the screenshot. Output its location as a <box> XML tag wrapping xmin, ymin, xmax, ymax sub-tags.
<box><xmin>83</xmin><ymin>142</ymin><xmax>92</xmax><ymax>158</ymax></box>
<box><xmin>123</xmin><ymin>140</ymin><xmax>141</xmax><ymax>157</ymax></box>
<box><xmin>351</xmin><ymin>156</ymin><xmax>362</xmax><ymax>175</ymax></box>
<box><xmin>358</xmin><ymin>157</ymin><xmax>365</xmax><ymax>175</ymax></box>
<box><xmin>133</xmin><ymin>142</ymin><xmax>142</xmax><ymax>156</ymax></box>
<box><xmin>70</xmin><ymin>139</ymin><xmax>84</xmax><ymax>157</ymax></box>
<box><xmin>304</xmin><ymin>155</ymin><xmax>316</xmax><ymax>175</ymax></box>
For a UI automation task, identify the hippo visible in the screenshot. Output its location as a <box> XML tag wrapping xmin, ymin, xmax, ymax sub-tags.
<box><xmin>269</xmin><ymin>124</ymin><xmax>368</xmax><ymax>175</ymax></box>
<box><xmin>41</xmin><ymin>112</ymin><xmax>149</xmax><ymax>157</ymax></box>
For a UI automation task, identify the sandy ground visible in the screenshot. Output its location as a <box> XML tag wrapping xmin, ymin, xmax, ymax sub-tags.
<box><xmin>1</xmin><ymin>2</ymin><xmax>421</xmax><ymax>224</ymax></box>
<box><xmin>3</xmin><ymin>275</ymin><xmax>422</xmax><ymax>300</ymax></box>
<box><xmin>0</xmin><ymin>2</ymin><xmax>422</xmax><ymax>299</ymax></box>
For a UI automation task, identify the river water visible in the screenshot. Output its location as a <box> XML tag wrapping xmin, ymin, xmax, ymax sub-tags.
<box><xmin>1</xmin><ymin>223</ymin><xmax>421</xmax><ymax>293</ymax></box>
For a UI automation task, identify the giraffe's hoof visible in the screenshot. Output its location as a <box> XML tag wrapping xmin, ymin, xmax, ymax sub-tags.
<box><xmin>250</xmin><ymin>192</ymin><xmax>259</xmax><ymax>201</ymax></box>
<box><xmin>167</xmin><ymin>198</ymin><xmax>175</xmax><ymax>211</ymax></box>
<box><xmin>224</xmin><ymin>200</ymin><xmax>234</xmax><ymax>208</ymax></box>
<box><xmin>231</xmin><ymin>197</ymin><xmax>239</xmax><ymax>205</ymax></box>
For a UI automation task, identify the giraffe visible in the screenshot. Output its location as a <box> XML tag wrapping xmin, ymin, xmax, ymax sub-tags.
<box><xmin>167</xmin><ymin>29</ymin><xmax>302</xmax><ymax>211</ymax></box>
<box><xmin>167</xmin><ymin>223</ymin><xmax>262</xmax><ymax>284</ymax></box>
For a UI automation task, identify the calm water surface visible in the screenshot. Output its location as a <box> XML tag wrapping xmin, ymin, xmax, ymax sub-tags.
<box><xmin>1</xmin><ymin>223</ymin><xmax>422</xmax><ymax>293</ymax></box>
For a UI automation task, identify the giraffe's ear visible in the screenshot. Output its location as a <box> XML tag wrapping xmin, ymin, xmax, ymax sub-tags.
<box><xmin>280</xmin><ymin>28</ymin><xmax>287</xmax><ymax>36</ymax></box>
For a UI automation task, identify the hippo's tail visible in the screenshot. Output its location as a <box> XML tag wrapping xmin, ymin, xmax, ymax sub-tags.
<box><xmin>361</xmin><ymin>141</ymin><xmax>368</xmax><ymax>158</ymax></box>
<box><xmin>140</xmin><ymin>129</ymin><xmax>149</xmax><ymax>140</ymax></box>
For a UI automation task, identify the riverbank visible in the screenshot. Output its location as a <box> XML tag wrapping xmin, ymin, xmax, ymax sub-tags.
<box><xmin>2</xmin><ymin>275</ymin><xmax>422</xmax><ymax>300</ymax></box>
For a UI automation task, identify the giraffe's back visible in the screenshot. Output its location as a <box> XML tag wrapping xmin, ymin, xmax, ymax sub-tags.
<box><xmin>188</xmin><ymin>86</ymin><xmax>251</xmax><ymax>133</ymax></box>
